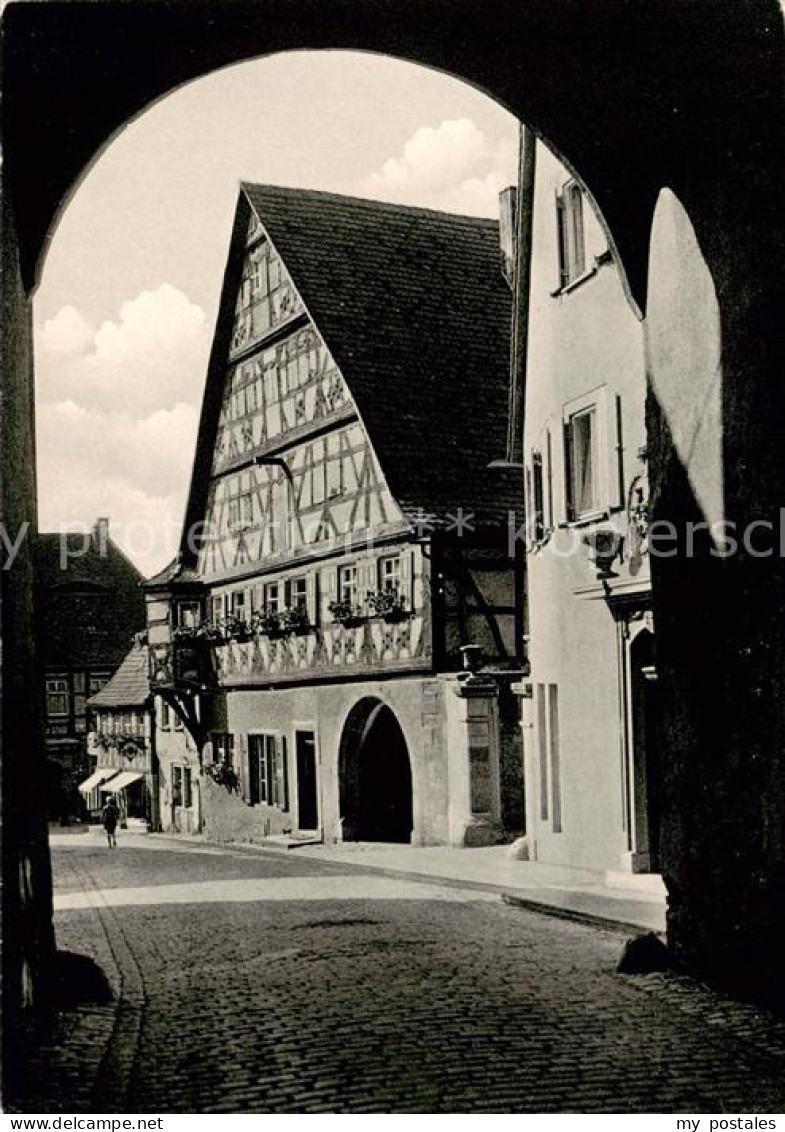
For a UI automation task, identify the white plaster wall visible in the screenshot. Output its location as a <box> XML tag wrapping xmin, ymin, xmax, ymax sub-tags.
<box><xmin>523</xmin><ymin>143</ymin><xmax>648</xmax><ymax>872</ymax></box>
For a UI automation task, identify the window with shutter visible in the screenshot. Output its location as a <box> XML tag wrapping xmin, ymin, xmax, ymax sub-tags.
<box><xmin>565</xmin><ymin>407</ymin><xmax>598</xmax><ymax>519</ymax></box>
<box><xmin>556</xmin><ymin>180</ymin><xmax>586</xmax><ymax>288</ymax></box>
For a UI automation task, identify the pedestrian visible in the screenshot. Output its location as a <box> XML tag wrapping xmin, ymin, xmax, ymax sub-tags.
<box><xmin>101</xmin><ymin>795</ymin><xmax>120</xmax><ymax>848</ymax></box>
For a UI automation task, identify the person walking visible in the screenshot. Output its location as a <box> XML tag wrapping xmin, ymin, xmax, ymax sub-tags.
<box><xmin>101</xmin><ymin>795</ymin><xmax>120</xmax><ymax>848</ymax></box>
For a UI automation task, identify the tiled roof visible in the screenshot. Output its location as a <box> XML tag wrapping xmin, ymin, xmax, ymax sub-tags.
<box><xmin>87</xmin><ymin>641</ymin><xmax>151</xmax><ymax>708</ymax></box>
<box><xmin>243</xmin><ymin>185</ymin><xmax>516</xmax><ymax>523</ymax></box>
<box><xmin>34</xmin><ymin>531</ymin><xmax>146</xmax><ymax>669</ymax></box>
<box><xmin>199</xmin><ymin>186</ymin><xmax>517</xmax><ymax>530</ymax></box>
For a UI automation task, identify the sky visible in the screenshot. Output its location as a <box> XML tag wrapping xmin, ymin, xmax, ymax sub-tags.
<box><xmin>34</xmin><ymin>51</ymin><xmax>519</xmax><ymax>577</ymax></box>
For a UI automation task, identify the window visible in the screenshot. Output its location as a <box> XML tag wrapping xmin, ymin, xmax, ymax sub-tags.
<box><xmin>88</xmin><ymin>673</ymin><xmax>110</xmax><ymax>697</ymax></box>
<box><xmin>228</xmin><ymin>493</ymin><xmax>253</xmax><ymax>531</ymax></box>
<box><xmin>264</xmin><ymin>581</ymin><xmax>281</xmax><ymax>613</ymax></box>
<box><xmin>379</xmin><ymin>555</ymin><xmax>401</xmax><ymax>592</ymax></box>
<box><xmin>565</xmin><ymin>406</ymin><xmax>599</xmax><ymax>520</ymax></box>
<box><xmin>46</xmin><ymin>677</ymin><xmax>69</xmax><ymax>717</ymax></box>
<box><xmin>286</xmin><ymin>576</ymin><xmax>308</xmax><ymax>612</ymax></box>
<box><xmin>339</xmin><ymin>564</ymin><xmax>357</xmax><ymax>606</ymax></box>
<box><xmin>177</xmin><ymin>602</ymin><xmax>200</xmax><ymax>629</ymax></box>
<box><xmin>248</xmin><ymin>734</ymin><xmax>288</xmax><ymax>809</ymax></box>
<box><xmin>172</xmin><ymin>765</ymin><xmax>192</xmax><ymax>808</ymax></box>
<box><xmin>160</xmin><ymin>700</ymin><xmax>171</xmax><ymax>730</ymax></box>
<box><xmin>211</xmin><ymin>594</ymin><xmax>224</xmax><ymax>623</ymax></box>
<box><xmin>213</xmin><ymin>732</ymin><xmax>235</xmax><ymax>766</ymax></box>
<box><xmin>231</xmin><ymin>589</ymin><xmax>248</xmax><ymax>620</ymax></box>
<box><xmin>556</xmin><ymin>180</ymin><xmax>586</xmax><ymax>288</ymax></box>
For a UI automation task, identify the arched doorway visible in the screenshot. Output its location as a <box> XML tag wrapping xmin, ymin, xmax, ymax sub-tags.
<box><xmin>339</xmin><ymin>699</ymin><xmax>413</xmax><ymax>844</ymax></box>
<box><xmin>629</xmin><ymin>626</ymin><xmax>660</xmax><ymax>874</ymax></box>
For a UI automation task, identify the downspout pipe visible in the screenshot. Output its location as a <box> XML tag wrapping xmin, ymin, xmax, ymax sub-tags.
<box><xmin>506</xmin><ymin>123</ymin><xmax>537</xmax><ymax>465</ymax></box>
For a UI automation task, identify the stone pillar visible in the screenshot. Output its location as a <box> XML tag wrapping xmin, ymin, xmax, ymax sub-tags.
<box><xmin>1</xmin><ymin>190</ymin><xmax>56</xmax><ymax>1043</ymax></box>
<box><xmin>646</xmin><ymin>180</ymin><xmax>785</xmax><ymax>1006</ymax></box>
<box><xmin>512</xmin><ymin>681</ymin><xmax>535</xmax><ymax>856</ymax></box>
<box><xmin>444</xmin><ymin>674</ymin><xmax>503</xmax><ymax>847</ymax></box>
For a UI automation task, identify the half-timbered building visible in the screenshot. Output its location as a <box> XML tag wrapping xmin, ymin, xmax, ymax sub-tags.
<box><xmin>146</xmin><ymin>185</ymin><xmax>525</xmax><ymax>847</ymax></box>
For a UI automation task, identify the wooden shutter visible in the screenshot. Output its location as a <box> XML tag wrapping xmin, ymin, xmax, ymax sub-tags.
<box><xmin>244</xmin><ymin>736</ymin><xmax>257</xmax><ymax>805</ymax></box>
<box><xmin>357</xmin><ymin>557</ymin><xmax>375</xmax><ymax>608</ymax></box>
<box><xmin>306</xmin><ymin>571</ymin><xmax>318</xmax><ymax>627</ymax></box>
<box><xmin>276</xmin><ymin>734</ymin><xmax>289</xmax><ymax>811</ymax></box>
<box><xmin>400</xmin><ymin>549</ymin><xmax>415</xmax><ymax>612</ymax></box>
<box><xmin>321</xmin><ymin>566</ymin><xmax>338</xmax><ymax>621</ymax></box>
<box><xmin>563</xmin><ymin>420</ymin><xmax>575</xmax><ymax>522</ymax></box>
<box><xmin>555</xmin><ymin>191</ymin><xmax>568</xmax><ymax>289</ymax></box>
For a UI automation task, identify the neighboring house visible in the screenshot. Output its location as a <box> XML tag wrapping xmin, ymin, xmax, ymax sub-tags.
<box><xmin>34</xmin><ymin>517</ymin><xmax>146</xmax><ymax>820</ymax></box>
<box><xmin>145</xmin><ymin>184</ymin><xmax>526</xmax><ymax>848</ymax></box>
<box><xmin>520</xmin><ymin>142</ymin><xmax>654</xmax><ymax>877</ymax></box>
<box><xmin>83</xmin><ymin>637</ymin><xmax>156</xmax><ymax>827</ymax></box>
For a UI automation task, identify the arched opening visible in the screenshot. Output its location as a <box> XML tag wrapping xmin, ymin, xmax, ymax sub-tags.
<box><xmin>339</xmin><ymin>698</ymin><xmax>413</xmax><ymax>844</ymax></box>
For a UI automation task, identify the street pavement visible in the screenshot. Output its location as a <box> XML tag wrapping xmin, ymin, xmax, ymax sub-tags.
<box><xmin>7</xmin><ymin>833</ymin><xmax>785</xmax><ymax>1114</ymax></box>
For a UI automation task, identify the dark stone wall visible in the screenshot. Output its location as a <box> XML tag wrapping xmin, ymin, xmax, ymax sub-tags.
<box><xmin>1</xmin><ymin>190</ymin><xmax>56</xmax><ymax>1056</ymax></box>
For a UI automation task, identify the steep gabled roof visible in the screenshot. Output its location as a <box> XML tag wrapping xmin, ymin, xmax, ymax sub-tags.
<box><xmin>181</xmin><ymin>185</ymin><xmax>519</xmax><ymax>558</ymax></box>
<box><xmin>87</xmin><ymin>641</ymin><xmax>151</xmax><ymax>708</ymax></box>
<box><xmin>242</xmin><ymin>184</ymin><xmax>517</xmax><ymax>524</ymax></box>
<box><xmin>34</xmin><ymin>529</ymin><xmax>146</xmax><ymax>669</ymax></box>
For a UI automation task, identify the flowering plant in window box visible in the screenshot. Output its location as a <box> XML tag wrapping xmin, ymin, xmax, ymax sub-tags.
<box><xmin>204</xmin><ymin>759</ymin><xmax>240</xmax><ymax>793</ymax></box>
<box><xmin>173</xmin><ymin>620</ymin><xmax>223</xmax><ymax>645</ymax></box>
<box><xmin>92</xmin><ymin>730</ymin><xmax>147</xmax><ymax>753</ymax></box>
<box><xmin>252</xmin><ymin>608</ymin><xmax>283</xmax><ymax>636</ymax></box>
<box><xmin>172</xmin><ymin>624</ymin><xmax>199</xmax><ymax>642</ymax></box>
<box><xmin>366</xmin><ymin>589</ymin><xmax>410</xmax><ymax>623</ymax></box>
<box><xmin>280</xmin><ymin>606</ymin><xmax>311</xmax><ymax>635</ymax></box>
<box><xmin>328</xmin><ymin>599</ymin><xmax>367</xmax><ymax>628</ymax></box>
<box><xmin>222</xmin><ymin>614</ymin><xmax>254</xmax><ymax>643</ymax></box>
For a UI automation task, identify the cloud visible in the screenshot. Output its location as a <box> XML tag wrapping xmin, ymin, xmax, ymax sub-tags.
<box><xmin>356</xmin><ymin>118</ymin><xmax>517</xmax><ymax>217</ymax></box>
<box><xmin>39</xmin><ymin>305</ymin><xmax>95</xmax><ymax>357</ymax></box>
<box><xmin>35</xmin><ymin>283</ymin><xmax>210</xmax><ymax>417</ymax></box>
<box><xmin>36</xmin><ymin>399</ymin><xmax>200</xmax><ymax>578</ymax></box>
<box><xmin>34</xmin><ymin>285</ymin><xmax>209</xmax><ymax>576</ymax></box>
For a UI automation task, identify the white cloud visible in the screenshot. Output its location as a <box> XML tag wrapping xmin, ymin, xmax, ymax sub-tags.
<box><xmin>356</xmin><ymin>118</ymin><xmax>517</xmax><ymax>217</ymax></box>
<box><xmin>35</xmin><ymin>283</ymin><xmax>210</xmax><ymax>417</ymax></box>
<box><xmin>36</xmin><ymin>399</ymin><xmax>199</xmax><ymax>578</ymax></box>
<box><xmin>34</xmin><ymin>285</ymin><xmax>209</xmax><ymax>576</ymax></box>
<box><xmin>39</xmin><ymin>305</ymin><xmax>96</xmax><ymax>357</ymax></box>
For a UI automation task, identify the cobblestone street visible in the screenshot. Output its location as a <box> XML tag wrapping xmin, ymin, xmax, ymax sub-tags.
<box><xmin>9</xmin><ymin>836</ymin><xmax>785</xmax><ymax>1114</ymax></box>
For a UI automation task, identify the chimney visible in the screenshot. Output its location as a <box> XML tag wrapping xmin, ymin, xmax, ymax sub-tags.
<box><xmin>499</xmin><ymin>186</ymin><xmax>517</xmax><ymax>287</ymax></box>
<box><xmin>93</xmin><ymin>516</ymin><xmax>109</xmax><ymax>555</ymax></box>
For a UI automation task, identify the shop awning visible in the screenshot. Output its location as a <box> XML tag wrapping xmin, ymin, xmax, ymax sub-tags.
<box><xmin>103</xmin><ymin>770</ymin><xmax>145</xmax><ymax>792</ymax></box>
<box><xmin>78</xmin><ymin>766</ymin><xmax>120</xmax><ymax>794</ymax></box>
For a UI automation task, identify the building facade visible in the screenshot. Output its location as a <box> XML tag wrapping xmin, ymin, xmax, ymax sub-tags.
<box><xmin>520</xmin><ymin>143</ymin><xmax>654</xmax><ymax>877</ymax></box>
<box><xmin>82</xmin><ymin>637</ymin><xmax>155</xmax><ymax>827</ymax></box>
<box><xmin>34</xmin><ymin>517</ymin><xmax>147</xmax><ymax>821</ymax></box>
<box><xmin>146</xmin><ymin>185</ymin><xmax>525</xmax><ymax>848</ymax></box>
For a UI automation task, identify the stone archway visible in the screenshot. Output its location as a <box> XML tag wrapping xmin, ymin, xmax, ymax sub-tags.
<box><xmin>339</xmin><ymin>698</ymin><xmax>413</xmax><ymax>844</ymax></box>
<box><xmin>3</xmin><ymin>0</ymin><xmax>784</xmax><ymax>1024</ymax></box>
